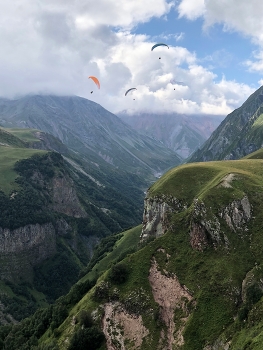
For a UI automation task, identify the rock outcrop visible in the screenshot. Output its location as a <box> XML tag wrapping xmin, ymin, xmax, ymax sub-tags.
<box><xmin>0</xmin><ymin>223</ymin><xmax>56</xmax><ymax>282</ymax></box>
<box><xmin>141</xmin><ymin>193</ymin><xmax>186</xmax><ymax>240</ymax></box>
<box><xmin>190</xmin><ymin>195</ymin><xmax>252</xmax><ymax>250</ymax></box>
<box><xmin>141</xmin><ymin>190</ymin><xmax>252</xmax><ymax>251</ymax></box>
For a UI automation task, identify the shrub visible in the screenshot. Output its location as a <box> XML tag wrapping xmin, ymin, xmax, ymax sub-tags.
<box><xmin>68</xmin><ymin>327</ymin><xmax>105</xmax><ymax>350</ymax></box>
<box><xmin>109</xmin><ymin>263</ymin><xmax>129</xmax><ymax>284</ymax></box>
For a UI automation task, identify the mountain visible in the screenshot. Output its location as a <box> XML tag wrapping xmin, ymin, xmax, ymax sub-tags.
<box><xmin>0</xmin><ymin>95</ymin><xmax>182</xmax><ymax>176</ymax></box>
<box><xmin>0</xmin><ymin>126</ymin><xmax>151</xmax><ymax>323</ymax></box>
<box><xmin>5</xmin><ymin>149</ymin><xmax>263</xmax><ymax>349</ymax></box>
<box><xmin>189</xmin><ymin>85</ymin><xmax>263</xmax><ymax>162</ymax></box>
<box><xmin>118</xmin><ymin>111</ymin><xmax>223</xmax><ymax>159</ymax></box>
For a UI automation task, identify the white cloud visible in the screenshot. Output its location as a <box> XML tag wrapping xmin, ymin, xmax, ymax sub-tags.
<box><xmin>177</xmin><ymin>0</ymin><xmax>205</xmax><ymax>20</ymax></box>
<box><xmin>0</xmin><ymin>0</ymin><xmax>256</xmax><ymax>117</ymax></box>
<box><xmin>177</xmin><ymin>0</ymin><xmax>263</xmax><ymax>73</ymax></box>
<box><xmin>177</xmin><ymin>0</ymin><xmax>263</xmax><ymax>43</ymax></box>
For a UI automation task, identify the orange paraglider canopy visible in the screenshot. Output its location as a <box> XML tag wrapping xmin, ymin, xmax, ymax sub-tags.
<box><xmin>89</xmin><ymin>76</ymin><xmax>100</xmax><ymax>89</ymax></box>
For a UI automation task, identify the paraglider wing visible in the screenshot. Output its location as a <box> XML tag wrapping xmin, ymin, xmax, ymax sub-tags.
<box><xmin>125</xmin><ymin>88</ymin><xmax>137</xmax><ymax>96</ymax></box>
<box><xmin>170</xmin><ymin>79</ymin><xmax>186</xmax><ymax>86</ymax></box>
<box><xmin>151</xmin><ymin>43</ymin><xmax>169</xmax><ymax>51</ymax></box>
<box><xmin>88</xmin><ymin>76</ymin><xmax>100</xmax><ymax>89</ymax></box>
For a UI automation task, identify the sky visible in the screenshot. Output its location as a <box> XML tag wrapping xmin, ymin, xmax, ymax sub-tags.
<box><xmin>1</xmin><ymin>0</ymin><xmax>263</xmax><ymax>116</ymax></box>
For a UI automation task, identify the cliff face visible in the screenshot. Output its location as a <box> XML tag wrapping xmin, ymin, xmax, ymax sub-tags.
<box><xmin>0</xmin><ymin>223</ymin><xmax>56</xmax><ymax>282</ymax></box>
<box><xmin>51</xmin><ymin>175</ymin><xmax>87</xmax><ymax>218</ymax></box>
<box><xmin>0</xmin><ymin>166</ymin><xmax>88</xmax><ymax>283</ymax></box>
<box><xmin>0</xmin><ymin>152</ymin><xmax>92</xmax><ymax>299</ymax></box>
<box><xmin>141</xmin><ymin>192</ymin><xmax>252</xmax><ymax>251</ymax></box>
<box><xmin>141</xmin><ymin>193</ymin><xmax>186</xmax><ymax>240</ymax></box>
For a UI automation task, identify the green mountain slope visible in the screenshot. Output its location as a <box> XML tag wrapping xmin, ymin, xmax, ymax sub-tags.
<box><xmin>0</xmin><ymin>127</ymin><xmax>146</xmax><ymax>324</ymax></box>
<box><xmin>189</xmin><ymin>85</ymin><xmax>263</xmax><ymax>162</ymax></box>
<box><xmin>7</xmin><ymin>156</ymin><xmax>263</xmax><ymax>349</ymax></box>
<box><xmin>0</xmin><ymin>95</ymin><xmax>182</xmax><ymax>175</ymax></box>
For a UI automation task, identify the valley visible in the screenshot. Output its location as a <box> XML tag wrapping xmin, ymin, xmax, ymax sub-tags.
<box><xmin>1</xmin><ymin>88</ymin><xmax>263</xmax><ymax>349</ymax></box>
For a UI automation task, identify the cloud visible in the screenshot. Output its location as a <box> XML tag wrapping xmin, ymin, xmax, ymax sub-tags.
<box><xmin>177</xmin><ymin>0</ymin><xmax>205</xmax><ymax>20</ymax></box>
<box><xmin>177</xmin><ymin>0</ymin><xmax>263</xmax><ymax>43</ymax></box>
<box><xmin>177</xmin><ymin>0</ymin><xmax>263</xmax><ymax>73</ymax></box>
<box><xmin>0</xmin><ymin>0</ymin><xmax>256</xmax><ymax>117</ymax></box>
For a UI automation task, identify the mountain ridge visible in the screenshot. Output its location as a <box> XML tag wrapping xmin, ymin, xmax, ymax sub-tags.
<box><xmin>0</xmin><ymin>94</ymin><xmax>182</xmax><ymax>175</ymax></box>
<box><xmin>189</xmin><ymin>85</ymin><xmax>263</xmax><ymax>162</ymax></box>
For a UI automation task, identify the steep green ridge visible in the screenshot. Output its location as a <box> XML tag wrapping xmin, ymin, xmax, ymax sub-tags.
<box><xmin>189</xmin><ymin>85</ymin><xmax>263</xmax><ymax>162</ymax></box>
<box><xmin>0</xmin><ymin>226</ymin><xmax>142</xmax><ymax>349</ymax></box>
<box><xmin>0</xmin><ymin>146</ymin><xmax>46</xmax><ymax>194</ymax></box>
<box><xmin>243</xmin><ymin>147</ymin><xmax>263</xmax><ymax>159</ymax></box>
<box><xmin>0</xmin><ymin>127</ymin><xmax>146</xmax><ymax>324</ymax></box>
<box><xmin>3</xmin><ymin>128</ymin><xmax>40</xmax><ymax>143</ymax></box>
<box><xmin>7</xmin><ymin>156</ymin><xmax>263</xmax><ymax>349</ymax></box>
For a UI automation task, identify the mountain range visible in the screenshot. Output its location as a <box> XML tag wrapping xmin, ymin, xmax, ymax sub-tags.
<box><xmin>118</xmin><ymin>111</ymin><xmax>223</xmax><ymax>159</ymax></box>
<box><xmin>2</xmin><ymin>86</ymin><xmax>263</xmax><ymax>349</ymax></box>
<box><xmin>0</xmin><ymin>95</ymin><xmax>182</xmax><ymax>176</ymax></box>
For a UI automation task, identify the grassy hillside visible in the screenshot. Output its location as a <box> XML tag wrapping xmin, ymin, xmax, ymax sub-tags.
<box><xmin>0</xmin><ymin>127</ymin><xmax>46</xmax><ymax>193</ymax></box>
<box><xmin>7</xmin><ymin>156</ymin><xmax>262</xmax><ymax>350</ymax></box>
<box><xmin>0</xmin><ymin>146</ymin><xmax>46</xmax><ymax>194</ymax></box>
<box><xmin>0</xmin><ymin>226</ymin><xmax>143</xmax><ymax>349</ymax></box>
<box><xmin>3</xmin><ymin>128</ymin><xmax>40</xmax><ymax>143</ymax></box>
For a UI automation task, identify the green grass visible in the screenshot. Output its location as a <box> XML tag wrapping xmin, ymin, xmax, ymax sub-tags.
<box><xmin>149</xmin><ymin>160</ymin><xmax>263</xmax><ymax>204</ymax></box>
<box><xmin>3</xmin><ymin>128</ymin><xmax>40</xmax><ymax>142</ymax></box>
<box><xmin>80</xmin><ymin>225</ymin><xmax>142</xmax><ymax>283</ymax></box>
<box><xmin>242</xmin><ymin>148</ymin><xmax>263</xmax><ymax>160</ymax></box>
<box><xmin>25</xmin><ymin>156</ymin><xmax>263</xmax><ymax>349</ymax></box>
<box><xmin>0</xmin><ymin>146</ymin><xmax>46</xmax><ymax>194</ymax></box>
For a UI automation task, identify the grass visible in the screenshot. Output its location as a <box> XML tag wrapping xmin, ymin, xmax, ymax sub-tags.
<box><xmin>149</xmin><ymin>160</ymin><xmax>263</xmax><ymax>204</ymax></box>
<box><xmin>37</xmin><ymin>156</ymin><xmax>263</xmax><ymax>349</ymax></box>
<box><xmin>80</xmin><ymin>225</ymin><xmax>142</xmax><ymax>283</ymax></box>
<box><xmin>3</xmin><ymin>128</ymin><xmax>40</xmax><ymax>142</ymax></box>
<box><xmin>0</xmin><ymin>146</ymin><xmax>46</xmax><ymax>194</ymax></box>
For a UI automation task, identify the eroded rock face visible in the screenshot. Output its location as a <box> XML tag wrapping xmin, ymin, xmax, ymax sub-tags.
<box><xmin>190</xmin><ymin>196</ymin><xmax>252</xmax><ymax>250</ymax></box>
<box><xmin>141</xmin><ymin>193</ymin><xmax>186</xmax><ymax>240</ymax></box>
<box><xmin>220</xmin><ymin>196</ymin><xmax>251</xmax><ymax>232</ymax></box>
<box><xmin>0</xmin><ymin>223</ymin><xmax>56</xmax><ymax>282</ymax></box>
<box><xmin>102</xmin><ymin>302</ymin><xmax>149</xmax><ymax>350</ymax></box>
<box><xmin>148</xmin><ymin>257</ymin><xmax>193</xmax><ymax>350</ymax></box>
<box><xmin>52</xmin><ymin>175</ymin><xmax>87</xmax><ymax>218</ymax></box>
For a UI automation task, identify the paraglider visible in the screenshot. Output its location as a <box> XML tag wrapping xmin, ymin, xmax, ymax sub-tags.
<box><xmin>151</xmin><ymin>43</ymin><xmax>169</xmax><ymax>59</ymax></box>
<box><xmin>88</xmin><ymin>76</ymin><xmax>100</xmax><ymax>93</ymax></box>
<box><xmin>170</xmin><ymin>79</ymin><xmax>186</xmax><ymax>86</ymax></box>
<box><xmin>151</xmin><ymin>43</ymin><xmax>169</xmax><ymax>51</ymax></box>
<box><xmin>125</xmin><ymin>88</ymin><xmax>137</xmax><ymax>96</ymax></box>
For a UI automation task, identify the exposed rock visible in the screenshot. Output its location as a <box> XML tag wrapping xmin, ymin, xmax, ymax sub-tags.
<box><xmin>0</xmin><ymin>223</ymin><xmax>55</xmax><ymax>254</ymax></box>
<box><xmin>141</xmin><ymin>193</ymin><xmax>186</xmax><ymax>240</ymax></box>
<box><xmin>190</xmin><ymin>196</ymin><xmax>252</xmax><ymax>250</ymax></box>
<box><xmin>52</xmin><ymin>175</ymin><xmax>87</xmax><ymax>218</ymax></box>
<box><xmin>220</xmin><ymin>196</ymin><xmax>251</xmax><ymax>232</ymax></box>
<box><xmin>0</xmin><ymin>223</ymin><xmax>56</xmax><ymax>282</ymax></box>
<box><xmin>217</xmin><ymin>173</ymin><xmax>235</xmax><ymax>188</ymax></box>
<box><xmin>190</xmin><ymin>223</ymin><xmax>210</xmax><ymax>251</ymax></box>
<box><xmin>148</xmin><ymin>257</ymin><xmax>193</xmax><ymax>349</ymax></box>
<box><xmin>102</xmin><ymin>302</ymin><xmax>149</xmax><ymax>350</ymax></box>
<box><xmin>30</xmin><ymin>131</ymin><xmax>69</xmax><ymax>155</ymax></box>
<box><xmin>190</xmin><ymin>198</ymin><xmax>222</xmax><ymax>250</ymax></box>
